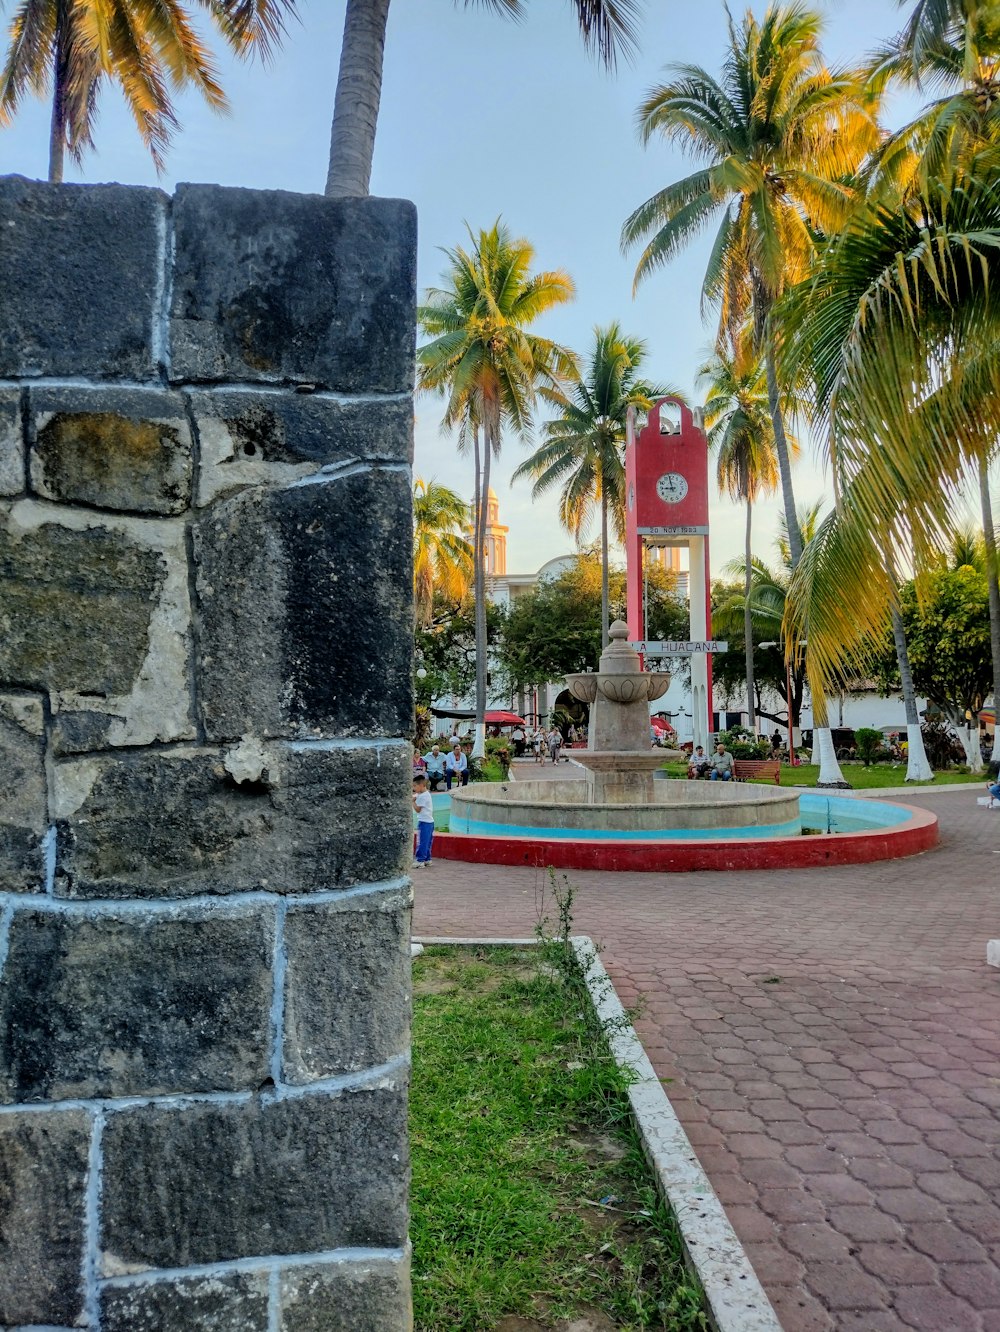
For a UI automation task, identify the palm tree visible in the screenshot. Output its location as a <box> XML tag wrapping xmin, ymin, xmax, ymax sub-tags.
<box><xmin>512</xmin><ymin>323</ymin><xmax>671</xmax><ymax>649</ymax></box>
<box><xmin>700</xmin><ymin>351</ymin><xmax>783</xmax><ymax>732</ymax></box>
<box><xmin>413</xmin><ymin>477</ymin><xmax>473</xmax><ymax>629</ymax></box>
<box><xmin>417</xmin><ymin>222</ymin><xmax>575</xmax><ymax>755</ymax></box>
<box><xmin>622</xmin><ymin>3</ymin><xmax>876</xmax><ymax>568</ymax></box>
<box><xmin>0</xmin><ymin>0</ymin><xmax>297</xmax><ymax>181</ymax></box>
<box><xmin>325</xmin><ymin>0</ymin><xmax>642</xmax><ymax>197</ymax></box>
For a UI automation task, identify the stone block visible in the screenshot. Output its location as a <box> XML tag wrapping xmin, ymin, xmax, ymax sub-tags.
<box><xmin>188</xmin><ymin>389</ymin><xmax>412</xmax><ymax>506</ymax></box>
<box><xmin>0</xmin><ymin>389</ymin><xmax>24</xmax><ymax>495</ymax></box>
<box><xmin>53</xmin><ymin>741</ymin><xmax>411</xmax><ymax>899</ymax></box>
<box><xmin>0</xmin><ymin>1108</ymin><xmax>91</xmax><ymax>1326</ymax></box>
<box><xmin>194</xmin><ymin>468</ymin><xmax>412</xmax><ymax>742</ymax></box>
<box><xmin>0</xmin><ymin>499</ymin><xmax>195</xmax><ymax>752</ymax></box>
<box><xmin>101</xmin><ymin>1271</ymin><xmax>270</xmax><ymax>1331</ymax></box>
<box><xmin>0</xmin><ymin>693</ymin><xmax>47</xmax><ymax>892</ymax></box>
<box><xmin>28</xmin><ymin>385</ymin><xmax>193</xmax><ymax>514</ymax></box>
<box><xmin>170</xmin><ymin>185</ymin><xmax>416</xmax><ymax>392</ymax></box>
<box><xmin>0</xmin><ymin>175</ymin><xmax>166</xmax><ymax>380</ymax></box>
<box><xmin>283</xmin><ymin>888</ymin><xmax>411</xmax><ymax>1081</ymax></box>
<box><xmin>0</xmin><ymin>907</ymin><xmax>273</xmax><ymax>1102</ymax></box>
<box><xmin>101</xmin><ymin>1084</ymin><xmax>408</xmax><ymax>1271</ymax></box>
<box><xmin>280</xmin><ymin>1255</ymin><xmax>411</xmax><ymax>1332</ymax></box>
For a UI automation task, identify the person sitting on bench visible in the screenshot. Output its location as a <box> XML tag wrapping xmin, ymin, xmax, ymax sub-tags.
<box><xmin>422</xmin><ymin>744</ymin><xmax>447</xmax><ymax>791</ymax></box>
<box><xmin>687</xmin><ymin>745</ymin><xmax>710</xmax><ymax>779</ymax></box>
<box><xmin>709</xmin><ymin>743</ymin><xmax>734</xmax><ymax>782</ymax></box>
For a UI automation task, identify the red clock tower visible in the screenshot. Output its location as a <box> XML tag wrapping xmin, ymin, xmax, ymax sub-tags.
<box><xmin>624</xmin><ymin>397</ymin><xmax>714</xmax><ymax>749</ymax></box>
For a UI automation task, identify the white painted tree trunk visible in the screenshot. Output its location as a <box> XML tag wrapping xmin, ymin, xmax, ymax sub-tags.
<box><xmin>905</xmin><ymin>723</ymin><xmax>934</xmax><ymax>782</ymax></box>
<box><xmin>472</xmin><ymin>722</ymin><xmax>486</xmax><ymax>761</ymax></box>
<box><xmin>958</xmin><ymin>724</ymin><xmax>984</xmax><ymax>773</ymax></box>
<box><xmin>814</xmin><ymin>726</ymin><xmax>849</xmax><ymax>786</ymax></box>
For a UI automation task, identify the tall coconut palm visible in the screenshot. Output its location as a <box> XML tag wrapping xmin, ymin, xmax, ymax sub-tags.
<box><xmin>417</xmin><ymin>222</ymin><xmax>575</xmax><ymax>755</ymax></box>
<box><xmin>0</xmin><ymin>0</ymin><xmax>297</xmax><ymax>181</ymax></box>
<box><xmin>700</xmin><ymin>351</ymin><xmax>784</xmax><ymax>732</ymax></box>
<box><xmin>326</xmin><ymin>0</ymin><xmax>642</xmax><ymax>198</ymax></box>
<box><xmin>511</xmin><ymin>323</ymin><xmax>672</xmax><ymax>649</ymax></box>
<box><xmin>622</xmin><ymin>3</ymin><xmax>877</xmax><ymax>568</ymax></box>
<box><xmin>413</xmin><ymin>477</ymin><xmax>473</xmax><ymax>629</ymax></box>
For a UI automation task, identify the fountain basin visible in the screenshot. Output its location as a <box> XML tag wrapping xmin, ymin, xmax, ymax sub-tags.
<box><xmin>449</xmin><ymin>778</ymin><xmax>801</xmax><ymax>839</ymax></box>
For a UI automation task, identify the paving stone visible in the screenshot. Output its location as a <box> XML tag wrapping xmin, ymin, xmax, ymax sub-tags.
<box><xmin>757</xmin><ymin>1188</ymin><xmax>827</xmax><ymax>1223</ymax></box>
<box><xmin>854</xmin><ymin>1242</ymin><xmax>938</xmax><ymax>1284</ymax></box>
<box><xmin>783</xmin><ymin>1223</ymin><xmax>853</xmax><ymax>1261</ymax></box>
<box><xmin>0</xmin><ymin>176</ymin><xmax>166</xmax><ymax>380</ymax></box>
<box><xmin>916</xmin><ymin>1171</ymin><xmax>988</xmax><ymax>1204</ymax></box>
<box><xmin>101</xmin><ymin>1085</ymin><xmax>408</xmax><ymax>1270</ymax></box>
<box><xmin>170</xmin><ymin>186</ymin><xmax>416</xmax><ymax>392</ymax></box>
<box><xmin>894</xmin><ymin>1283</ymin><xmax>983</xmax><ymax>1330</ymax></box>
<box><xmin>0</xmin><ymin>907</ymin><xmax>273</xmax><ymax>1100</ymax></box>
<box><xmin>805</xmin><ymin>1259</ymin><xmax>889</xmax><ymax>1311</ymax></box>
<box><xmin>941</xmin><ymin>1263</ymin><xmax>1000</xmax><ymax>1306</ymax></box>
<box><xmin>279</xmin><ymin>1255</ymin><xmax>410</xmax><ymax>1332</ymax></box>
<box><xmin>0</xmin><ymin>1108</ymin><xmax>90</xmax><ymax>1326</ymax></box>
<box><xmin>100</xmin><ymin>1271</ymin><xmax>270</xmax><ymax>1331</ymax></box>
<box><xmin>908</xmin><ymin>1222</ymin><xmax>990</xmax><ymax>1263</ymax></box>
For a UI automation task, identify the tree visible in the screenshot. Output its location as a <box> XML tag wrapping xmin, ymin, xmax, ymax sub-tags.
<box><xmin>711</xmin><ymin>579</ymin><xmax>806</xmax><ymax>731</ymax></box>
<box><xmin>622</xmin><ymin>2</ymin><xmax>876</xmax><ymax>567</ymax></box>
<box><xmin>875</xmin><ymin>565</ymin><xmax>993</xmax><ymax>769</ymax></box>
<box><xmin>417</xmin><ymin>222</ymin><xmax>575</xmax><ymax>755</ymax></box>
<box><xmin>701</xmin><ymin>351</ymin><xmax>783</xmax><ymax>731</ymax></box>
<box><xmin>512</xmin><ymin>323</ymin><xmax>672</xmax><ymax>650</ymax></box>
<box><xmin>496</xmin><ymin>551</ymin><xmax>686</xmax><ymax>696</ymax></box>
<box><xmin>415</xmin><ymin>596</ymin><xmax>504</xmax><ymax>709</ymax></box>
<box><xmin>325</xmin><ymin>0</ymin><xmax>642</xmax><ymax>198</ymax></box>
<box><xmin>413</xmin><ymin>477</ymin><xmax>472</xmax><ymax>629</ymax></box>
<box><xmin>0</xmin><ymin>0</ymin><xmax>297</xmax><ymax>181</ymax></box>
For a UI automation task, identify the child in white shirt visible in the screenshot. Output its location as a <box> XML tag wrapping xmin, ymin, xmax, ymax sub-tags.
<box><xmin>413</xmin><ymin>775</ymin><xmax>434</xmax><ymax>867</ymax></box>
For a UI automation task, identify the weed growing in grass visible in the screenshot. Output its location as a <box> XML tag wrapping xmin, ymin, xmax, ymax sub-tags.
<box><xmin>410</xmin><ymin>894</ymin><xmax>708</xmax><ymax>1330</ymax></box>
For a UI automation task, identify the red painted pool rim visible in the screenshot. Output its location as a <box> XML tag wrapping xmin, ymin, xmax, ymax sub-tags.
<box><xmin>431</xmin><ymin>801</ymin><xmax>939</xmax><ymax>873</ymax></box>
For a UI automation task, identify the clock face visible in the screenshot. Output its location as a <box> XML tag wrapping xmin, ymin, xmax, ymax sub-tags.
<box><xmin>656</xmin><ymin>472</ymin><xmax>689</xmax><ymax>504</ymax></box>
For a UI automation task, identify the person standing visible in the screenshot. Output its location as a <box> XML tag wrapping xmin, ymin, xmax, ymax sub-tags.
<box><xmin>512</xmin><ymin>723</ymin><xmax>526</xmax><ymax>757</ymax></box>
<box><xmin>412</xmin><ymin>774</ymin><xmax>434</xmax><ymax>867</ymax></box>
<box><xmin>445</xmin><ymin>742</ymin><xmax>469</xmax><ymax>789</ymax></box>
<box><xmin>547</xmin><ymin>725</ymin><xmax>562</xmax><ymax>764</ymax></box>
<box><xmin>532</xmin><ymin>727</ymin><xmax>545</xmax><ymax>763</ymax></box>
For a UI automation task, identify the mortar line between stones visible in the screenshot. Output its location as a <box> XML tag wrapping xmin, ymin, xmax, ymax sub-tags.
<box><xmin>16</xmin><ymin>384</ymin><xmax>29</xmax><ymax>494</ymax></box>
<box><xmin>269</xmin><ymin>897</ymin><xmax>288</xmax><ymax>1085</ymax></box>
<box><xmin>0</xmin><ymin>874</ymin><xmax>410</xmax><ymax>919</ymax></box>
<box><xmin>41</xmin><ymin>734</ymin><xmax>410</xmax><ymax>763</ymax></box>
<box><xmin>0</xmin><ymin>901</ymin><xmax>14</xmax><ymax>978</ymax></box>
<box><xmin>98</xmin><ymin>1245</ymin><xmax>408</xmax><ymax>1290</ymax></box>
<box><xmin>288</xmin><ymin>737</ymin><xmax>409</xmax><ymax>753</ymax></box>
<box><xmin>267</xmin><ymin>1266</ymin><xmax>281</xmax><ymax>1332</ymax></box>
<box><xmin>0</xmin><ymin>1053</ymin><xmax>409</xmax><ymax>1118</ymax></box>
<box><xmin>82</xmin><ymin>1109</ymin><xmax>104</xmax><ymax>1330</ymax></box>
<box><xmin>151</xmin><ymin>200</ymin><xmax>173</xmax><ymax>380</ymax></box>
<box><xmin>0</xmin><ymin>376</ymin><xmax>412</xmax><ymax>407</ymax></box>
<box><xmin>180</xmin><ymin>392</ymin><xmax>207</xmax><ymax>744</ymax></box>
<box><xmin>290</xmin><ymin>459</ymin><xmax>409</xmax><ymax>488</ymax></box>
<box><xmin>42</xmin><ymin>825</ymin><xmax>56</xmax><ymax>896</ymax></box>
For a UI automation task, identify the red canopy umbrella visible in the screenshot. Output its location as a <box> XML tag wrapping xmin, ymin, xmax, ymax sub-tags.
<box><xmin>649</xmin><ymin>715</ymin><xmax>672</xmax><ymax>733</ymax></box>
<box><xmin>485</xmin><ymin>710</ymin><xmax>526</xmax><ymax>727</ymax></box>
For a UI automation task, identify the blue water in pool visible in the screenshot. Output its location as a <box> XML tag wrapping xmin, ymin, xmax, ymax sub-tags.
<box><xmin>422</xmin><ymin>792</ymin><xmax>914</xmax><ymax>841</ymax></box>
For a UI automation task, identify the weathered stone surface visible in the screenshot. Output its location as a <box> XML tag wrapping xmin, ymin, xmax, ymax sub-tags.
<box><xmin>170</xmin><ymin>185</ymin><xmax>416</xmax><ymax>392</ymax></box>
<box><xmin>0</xmin><ymin>175</ymin><xmax>166</xmax><ymax>380</ymax></box>
<box><xmin>189</xmin><ymin>389</ymin><xmax>412</xmax><ymax>506</ymax></box>
<box><xmin>0</xmin><ymin>693</ymin><xmax>47</xmax><ymax>892</ymax></box>
<box><xmin>195</xmin><ymin>469</ymin><xmax>412</xmax><ymax>742</ymax></box>
<box><xmin>53</xmin><ymin>741</ymin><xmax>410</xmax><ymax>899</ymax></box>
<box><xmin>101</xmin><ymin>1271</ymin><xmax>270</xmax><ymax>1331</ymax></box>
<box><xmin>280</xmin><ymin>1255</ymin><xmax>411</xmax><ymax>1332</ymax></box>
<box><xmin>0</xmin><ymin>499</ymin><xmax>195</xmax><ymax>752</ymax></box>
<box><xmin>284</xmin><ymin>888</ymin><xmax>410</xmax><ymax>1081</ymax></box>
<box><xmin>101</xmin><ymin>1085</ymin><xmax>409</xmax><ymax>1271</ymax></box>
<box><xmin>0</xmin><ymin>1108</ymin><xmax>90</xmax><ymax>1326</ymax></box>
<box><xmin>0</xmin><ymin>389</ymin><xmax>23</xmax><ymax>495</ymax></box>
<box><xmin>29</xmin><ymin>385</ymin><xmax>193</xmax><ymax>514</ymax></box>
<box><xmin>0</xmin><ymin>908</ymin><xmax>274</xmax><ymax>1101</ymax></box>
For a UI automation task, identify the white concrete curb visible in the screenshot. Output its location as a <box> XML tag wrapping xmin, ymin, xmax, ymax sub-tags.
<box><xmin>413</xmin><ymin>934</ymin><xmax>782</xmax><ymax>1331</ymax></box>
<box><xmin>987</xmin><ymin>939</ymin><xmax>1000</xmax><ymax>969</ymax></box>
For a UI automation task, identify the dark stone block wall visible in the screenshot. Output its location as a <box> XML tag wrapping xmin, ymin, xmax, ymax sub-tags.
<box><xmin>0</xmin><ymin>176</ymin><xmax>415</xmax><ymax>1330</ymax></box>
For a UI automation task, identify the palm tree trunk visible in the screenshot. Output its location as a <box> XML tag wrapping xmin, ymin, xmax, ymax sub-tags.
<box><xmin>812</xmin><ymin>686</ymin><xmax>850</xmax><ymax>787</ymax></box>
<box><xmin>743</xmin><ymin>499</ymin><xmax>756</xmax><ymax>731</ymax></box>
<box><xmin>884</xmin><ymin>544</ymin><xmax>934</xmax><ymax>781</ymax></box>
<box><xmin>325</xmin><ymin>0</ymin><xmax>392</xmax><ymax>198</ymax></box>
<box><xmin>600</xmin><ymin>486</ymin><xmax>610</xmax><ymax>648</ymax></box>
<box><xmin>473</xmin><ymin>420</ymin><xmax>493</xmax><ymax>760</ymax></box>
<box><xmin>764</xmin><ymin>336</ymin><xmax>802</xmax><ymax>568</ymax></box>
<box><xmin>48</xmin><ymin>10</ymin><xmax>68</xmax><ymax>184</ymax></box>
<box><xmin>978</xmin><ymin>454</ymin><xmax>1000</xmax><ymax>764</ymax></box>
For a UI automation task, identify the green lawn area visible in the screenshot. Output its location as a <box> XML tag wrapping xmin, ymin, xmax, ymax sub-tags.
<box><xmin>660</xmin><ymin>760</ymin><xmax>977</xmax><ymax>789</ymax></box>
<box><xmin>410</xmin><ymin>945</ymin><xmax>708</xmax><ymax>1332</ymax></box>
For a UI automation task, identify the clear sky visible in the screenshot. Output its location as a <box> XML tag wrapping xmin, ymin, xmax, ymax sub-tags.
<box><xmin>0</xmin><ymin>0</ymin><xmax>927</xmax><ymax>580</ymax></box>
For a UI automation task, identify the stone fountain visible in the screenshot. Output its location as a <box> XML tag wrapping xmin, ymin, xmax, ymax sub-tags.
<box><xmin>565</xmin><ymin>620</ymin><xmax>681</xmax><ymax>804</ymax></box>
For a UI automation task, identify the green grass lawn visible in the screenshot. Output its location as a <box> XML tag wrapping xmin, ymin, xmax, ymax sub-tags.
<box><xmin>410</xmin><ymin>945</ymin><xmax>708</xmax><ymax>1332</ymax></box>
<box><xmin>660</xmin><ymin>760</ymin><xmax>977</xmax><ymax>789</ymax></box>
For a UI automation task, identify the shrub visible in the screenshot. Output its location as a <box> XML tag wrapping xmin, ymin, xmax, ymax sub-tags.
<box><xmin>920</xmin><ymin>720</ymin><xmax>965</xmax><ymax>770</ymax></box>
<box><xmin>854</xmin><ymin>727</ymin><xmax>885</xmax><ymax>766</ymax></box>
<box><xmin>719</xmin><ymin>725</ymin><xmax>770</xmax><ymax>760</ymax></box>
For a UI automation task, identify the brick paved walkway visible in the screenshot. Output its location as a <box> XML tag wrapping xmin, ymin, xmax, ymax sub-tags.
<box><xmin>413</xmin><ymin>786</ymin><xmax>1000</xmax><ymax>1331</ymax></box>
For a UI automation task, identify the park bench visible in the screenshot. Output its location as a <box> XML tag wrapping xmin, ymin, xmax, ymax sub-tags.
<box><xmin>732</xmin><ymin>758</ymin><xmax>781</xmax><ymax>785</ymax></box>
